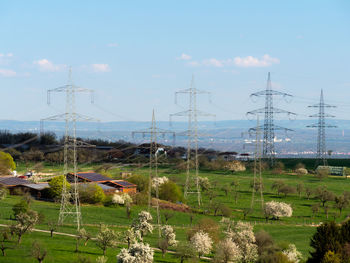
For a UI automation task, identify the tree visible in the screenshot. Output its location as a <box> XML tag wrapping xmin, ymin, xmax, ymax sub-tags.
<box><xmin>31</xmin><ymin>241</ymin><xmax>47</xmax><ymax>263</ymax></box>
<box><xmin>264</xmin><ymin>201</ymin><xmax>293</xmax><ymax>221</ymax></box>
<box><xmin>78</xmin><ymin>183</ymin><xmax>105</xmax><ymax>204</ymax></box>
<box><xmin>316</xmin><ymin>168</ymin><xmax>329</xmax><ymax>180</ymax></box>
<box><xmin>315</xmin><ymin>186</ymin><xmax>335</xmax><ymax>207</ymax></box>
<box><xmin>96</xmin><ymin>225</ymin><xmax>118</xmax><ymax>256</ymax></box>
<box><xmin>159</xmin><ymin>225</ymin><xmax>177</xmax><ymax>256</ymax></box>
<box><xmin>47</xmin><ymin>221</ymin><xmax>57</xmax><ymax>238</ymax></box>
<box><xmin>131</xmin><ymin>211</ymin><xmax>153</xmax><ymax>239</ymax></box>
<box><xmin>76</xmin><ymin>228</ymin><xmax>92</xmax><ymax>252</ymax></box>
<box><xmin>162</xmin><ymin>210</ymin><xmax>175</xmax><ymax>224</ymax></box>
<box><xmin>311</xmin><ymin>203</ymin><xmax>320</xmax><ymax>218</ymax></box>
<box><xmin>271</xmin><ymin>180</ymin><xmax>285</xmax><ymax>196</ymax></box>
<box><xmin>334</xmin><ymin>195</ymin><xmax>349</xmax><ymax>215</ymax></box>
<box><xmin>279</xmin><ymin>185</ymin><xmax>297</xmax><ymax>198</ymax></box>
<box><xmin>255</xmin><ymin>230</ymin><xmax>274</xmax><ymax>256</ymax></box>
<box><xmin>0</xmin><ymin>151</ymin><xmax>16</xmax><ymax>175</ymax></box>
<box><xmin>12</xmin><ymin>199</ymin><xmax>29</xmax><ymax>217</ymax></box>
<box><xmin>159</xmin><ymin>181</ymin><xmax>183</xmax><ymax>203</ymax></box>
<box><xmin>198</xmin><ymin>177</ymin><xmax>210</xmax><ymax>192</ymax></box>
<box><xmin>123</xmin><ymin>228</ymin><xmax>141</xmax><ymax>249</ymax></box>
<box><xmin>305</xmin><ymin>187</ymin><xmax>313</xmax><ymax>200</ymax></box>
<box><xmin>214</xmin><ymin>238</ymin><xmax>242</xmax><ymax>263</ymax></box>
<box><xmin>296</xmin><ymin>183</ymin><xmax>304</xmax><ymax>198</ymax></box>
<box><xmin>175</xmin><ymin>242</ymin><xmax>195</xmax><ymax>263</ymax></box>
<box><xmin>11</xmin><ymin>210</ymin><xmax>39</xmax><ymax>244</ymax></box>
<box><xmin>190</xmin><ymin>231</ymin><xmax>213</xmax><ymax>259</ymax></box>
<box><xmin>282</xmin><ymin>244</ymin><xmax>303</xmax><ymax>263</ymax></box>
<box><xmin>117</xmin><ymin>242</ymin><xmax>154</xmax><ymax>263</ymax></box>
<box><xmin>308</xmin><ymin>221</ymin><xmax>342</xmax><ymax>263</ymax></box>
<box><xmin>250</xmin><ymin>179</ymin><xmax>264</xmax><ymax>193</ymax></box>
<box><xmin>0</xmin><ymin>188</ymin><xmax>8</xmax><ymax>201</ymax></box>
<box><xmin>187</xmin><ymin>218</ymin><xmax>220</xmax><ymax>243</ymax></box>
<box><xmin>0</xmin><ymin>228</ymin><xmax>12</xmax><ymax>256</ymax></box>
<box><xmin>322</xmin><ymin>251</ymin><xmax>341</xmax><ymax>263</ymax></box>
<box><xmin>128</xmin><ymin>175</ymin><xmax>149</xmax><ymax>192</ymax></box>
<box><xmin>48</xmin><ymin>175</ymin><xmax>70</xmax><ymax>199</ymax></box>
<box><xmin>221</xmin><ymin>186</ymin><xmax>231</xmax><ymax>197</ymax></box>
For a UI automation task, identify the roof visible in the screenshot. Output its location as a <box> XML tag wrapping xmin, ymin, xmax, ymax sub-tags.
<box><xmin>0</xmin><ymin>176</ymin><xmax>31</xmax><ymax>186</ymax></box>
<box><xmin>109</xmin><ymin>180</ymin><xmax>137</xmax><ymax>188</ymax></box>
<box><xmin>74</xmin><ymin>172</ymin><xmax>112</xmax><ymax>182</ymax></box>
<box><xmin>21</xmin><ymin>183</ymin><xmax>49</xmax><ymax>190</ymax></box>
<box><xmin>97</xmin><ymin>183</ymin><xmax>117</xmax><ymax>191</ymax></box>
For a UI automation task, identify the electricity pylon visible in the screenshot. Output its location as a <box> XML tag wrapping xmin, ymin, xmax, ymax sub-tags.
<box><xmin>170</xmin><ymin>75</ymin><xmax>215</xmax><ymax>207</ymax></box>
<box><xmin>307</xmin><ymin>89</ymin><xmax>336</xmax><ymax>167</ymax></box>
<box><xmin>248</xmin><ymin>72</ymin><xmax>296</xmax><ymax>167</ymax></box>
<box><xmin>41</xmin><ymin>68</ymin><xmax>95</xmax><ymax>230</ymax></box>
<box><xmin>132</xmin><ymin>110</ymin><xmax>175</xmax><ymax>238</ymax></box>
<box><xmin>249</xmin><ymin>116</ymin><xmax>264</xmax><ymax>212</ymax></box>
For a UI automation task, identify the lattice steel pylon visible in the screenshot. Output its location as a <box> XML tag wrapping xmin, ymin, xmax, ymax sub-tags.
<box><xmin>249</xmin><ymin>116</ymin><xmax>264</xmax><ymax>212</ymax></box>
<box><xmin>42</xmin><ymin>68</ymin><xmax>95</xmax><ymax>230</ymax></box>
<box><xmin>248</xmin><ymin>72</ymin><xmax>296</xmax><ymax>167</ymax></box>
<box><xmin>170</xmin><ymin>75</ymin><xmax>215</xmax><ymax>207</ymax></box>
<box><xmin>132</xmin><ymin>110</ymin><xmax>175</xmax><ymax>238</ymax></box>
<box><xmin>307</xmin><ymin>89</ymin><xmax>336</xmax><ymax>167</ymax></box>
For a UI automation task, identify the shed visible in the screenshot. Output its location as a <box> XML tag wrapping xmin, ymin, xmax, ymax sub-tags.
<box><xmin>103</xmin><ymin>180</ymin><xmax>137</xmax><ymax>194</ymax></box>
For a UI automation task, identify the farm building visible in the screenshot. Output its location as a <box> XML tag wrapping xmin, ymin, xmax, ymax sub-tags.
<box><xmin>0</xmin><ymin>176</ymin><xmax>49</xmax><ymax>197</ymax></box>
<box><xmin>66</xmin><ymin>172</ymin><xmax>137</xmax><ymax>194</ymax></box>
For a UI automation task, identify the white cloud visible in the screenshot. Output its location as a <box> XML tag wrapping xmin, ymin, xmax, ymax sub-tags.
<box><xmin>187</xmin><ymin>61</ymin><xmax>201</xmax><ymax>67</ymax></box>
<box><xmin>177</xmin><ymin>53</ymin><xmax>192</xmax><ymax>60</ymax></box>
<box><xmin>202</xmin><ymin>58</ymin><xmax>224</xmax><ymax>67</ymax></box>
<box><xmin>233</xmin><ymin>54</ymin><xmax>279</xmax><ymax>67</ymax></box>
<box><xmin>91</xmin><ymin>64</ymin><xmax>111</xmax><ymax>72</ymax></box>
<box><xmin>0</xmin><ymin>53</ymin><xmax>13</xmax><ymax>58</ymax></box>
<box><xmin>107</xmin><ymin>43</ymin><xmax>118</xmax><ymax>47</ymax></box>
<box><xmin>0</xmin><ymin>68</ymin><xmax>16</xmax><ymax>77</ymax></box>
<box><xmin>33</xmin><ymin>59</ymin><xmax>66</xmax><ymax>72</ymax></box>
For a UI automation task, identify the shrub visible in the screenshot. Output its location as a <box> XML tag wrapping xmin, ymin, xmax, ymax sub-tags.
<box><xmin>0</xmin><ymin>151</ymin><xmax>16</xmax><ymax>175</ymax></box>
<box><xmin>48</xmin><ymin>175</ymin><xmax>70</xmax><ymax>199</ymax></box>
<box><xmin>78</xmin><ymin>183</ymin><xmax>105</xmax><ymax>204</ymax></box>
<box><xmin>159</xmin><ymin>181</ymin><xmax>183</xmax><ymax>203</ymax></box>
<box><xmin>12</xmin><ymin>199</ymin><xmax>29</xmax><ymax>217</ymax></box>
<box><xmin>296</xmin><ymin>168</ymin><xmax>308</xmax><ymax>175</ymax></box>
<box><xmin>112</xmin><ymin>193</ymin><xmax>132</xmax><ymax>206</ymax></box>
<box><xmin>128</xmin><ymin>175</ymin><xmax>149</xmax><ymax>192</ymax></box>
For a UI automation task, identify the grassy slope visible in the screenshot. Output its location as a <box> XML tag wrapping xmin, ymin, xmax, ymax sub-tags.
<box><xmin>4</xmin><ymin>161</ymin><xmax>350</xmax><ymax>261</ymax></box>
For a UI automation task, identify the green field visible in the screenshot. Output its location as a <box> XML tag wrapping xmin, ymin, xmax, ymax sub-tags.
<box><xmin>2</xmin><ymin>161</ymin><xmax>350</xmax><ymax>262</ymax></box>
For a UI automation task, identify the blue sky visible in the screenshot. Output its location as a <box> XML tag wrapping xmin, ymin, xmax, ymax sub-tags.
<box><xmin>0</xmin><ymin>0</ymin><xmax>349</xmax><ymax>122</ymax></box>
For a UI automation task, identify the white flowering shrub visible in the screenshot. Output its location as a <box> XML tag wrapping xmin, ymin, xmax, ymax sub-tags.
<box><xmin>190</xmin><ymin>231</ymin><xmax>213</xmax><ymax>258</ymax></box>
<box><xmin>215</xmin><ymin>238</ymin><xmax>242</xmax><ymax>263</ymax></box>
<box><xmin>198</xmin><ymin>177</ymin><xmax>210</xmax><ymax>191</ymax></box>
<box><xmin>117</xmin><ymin>242</ymin><xmax>154</xmax><ymax>263</ymax></box>
<box><xmin>152</xmin><ymin>177</ymin><xmax>168</xmax><ymax>189</ymax></box>
<box><xmin>225</xmin><ymin>221</ymin><xmax>258</xmax><ymax>263</ymax></box>
<box><xmin>161</xmin><ymin>225</ymin><xmax>177</xmax><ymax>247</ymax></box>
<box><xmin>124</xmin><ymin>227</ymin><xmax>142</xmax><ymax>248</ymax></box>
<box><xmin>265</xmin><ymin>201</ymin><xmax>293</xmax><ymax>219</ymax></box>
<box><xmin>131</xmin><ymin>211</ymin><xmax>153</xmax><ymax>239</ymax></box>
<box><xmin>282</xmin><ymin>244</ymin><xmax>303</xmax><ymax>263</ymax></box>
<box><xmin>112</xmin><ymin>193</ymin><xmax>133</xmax><ymax>206</ymax></box>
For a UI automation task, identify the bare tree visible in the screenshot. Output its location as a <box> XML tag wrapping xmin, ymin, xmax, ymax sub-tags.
<box><xmin>31</xmin><ymin>241</ymin><xmax>47</xmax><ymax>263</ymax></box>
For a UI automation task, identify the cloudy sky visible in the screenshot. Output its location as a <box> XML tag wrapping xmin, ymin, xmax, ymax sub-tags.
<box><xmin>0</xmin><ymin>1</ymin><xmax>349</xmax><ymax>122</ymax></box>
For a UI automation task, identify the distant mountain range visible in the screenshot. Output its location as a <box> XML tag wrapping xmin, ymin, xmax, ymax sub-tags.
<box><xmin>1</xmin><ymin>119</ymin><xmax>350</xmax><ymax>156</ymax></box>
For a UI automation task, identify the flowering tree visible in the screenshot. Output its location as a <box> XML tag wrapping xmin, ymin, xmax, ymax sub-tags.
<box><xmin>224</xmin><ymin>221</ymin><xmax>258</xmax><ymax>263</ymax></box>
<box><xmin>190</xmin><ymin>231</ymin><xmax>213</xmax><ymax>259</ymax></box>
<box><xmin>159</xmin><ymin>225</ymin><xmax>177</xmax><ymax>256</ymax></box>
<box><xmin>282</xmin><ymin>244</ymin><xmax>303</xmax><ymax>263</ymax></box>
<box><xmin>112</xmin><ymin>193</ymin><xmax>133</xmax><ymax>206</ymax></box>
<box><xmin>124</xmin><ymin>227</ymin><xmax>141</xmax><ymax>249</ymax></box>
<box><xmin>214</xmin><ymin>238</ymin><xmax>242</xmax><ymax>263</ymax></box>
<box><xmin>131</xmin><ymin>211</ymin><xmax>153</xmax><ymax>239</ymax></box>
<box><xmin>11</xmin><ymin>210</ymin><xmax>38</xmax><ymax>244</ymax></box>
<box><xmin>265</xmin><ymin>201</ymin><xmax>293</xmax><ymax>220</ymax></box>
<box><xmin>152</xmin><ymin>177</ymin><xmax>168</xmax><ymax>189</ymax></box>
<box><xmin>117</xmin><ymin>242</ymin><xmax>154</xmax><ymax>263</ymax></box>
<box><xmin>96</xmin><ymin>225</ymin><xmax>118</xmax><ymax>256</ymax></box>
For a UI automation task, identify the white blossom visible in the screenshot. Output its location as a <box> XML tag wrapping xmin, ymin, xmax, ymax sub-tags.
<box><xmin>215</xmin><ymin>238</ymin><xmax>242</xmax><ymax>263</ymax></box>
<box><xmin>161</xmin><ymin>225</ymin><xmax>177</xmax><ymax>247</ymax></box>
<box><xmin>152</xmin><ymin>177</ymin><xmax>168</xmax><ymax>189</ymax></box>
<box><xmin>131</xmin><ymin>211</ymin><xmax>153</xmax><ymax>239</ymax></box>
<box><xmin>112</xmin><ymin>193</ymin><xmax>133</xmax><ymax>206</ymax></box>
<box><xmin>190</xmin><ymin>231</ymin><xmax>213</xmax><ymax>257</ymax></box>
<box><xmin>117</xmin><ymin>242</ymin><xmax>154</xmax><ymax>263</ymax></box>
<box><xmin>265</xmin><ymin>201</ymin><xmax>293</xmax><ymax>219</ymax></box>
<box><xmin>282</xmin><ymin>244</ymin><xmax>303</xmax><ymax>263</ymax></box>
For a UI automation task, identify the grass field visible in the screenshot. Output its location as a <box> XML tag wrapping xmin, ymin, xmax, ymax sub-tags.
<box><xmin>3</xmin><ymin>161</ymin><xmax>350</xmax><ymax>262</ymax></box>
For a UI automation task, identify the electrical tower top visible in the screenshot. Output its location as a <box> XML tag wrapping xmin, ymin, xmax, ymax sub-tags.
<box><xmin>247</xmin><ymin>72</ymin><xmax>296</xmax><ymax>166</ymax></box>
